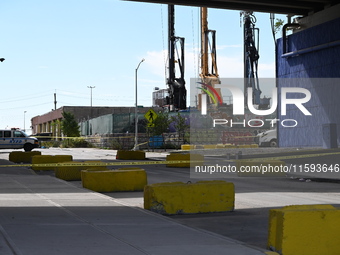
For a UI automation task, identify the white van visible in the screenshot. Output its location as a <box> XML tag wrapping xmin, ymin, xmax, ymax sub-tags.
<box><xmin>255</xmin><ymin>119</ymin><xmax>278</xmax><ymax>147</ymax></box>
<box><xmin>0</xmin><ymin>129</ymin><xmax>39</xmax><ymax>151</ymax></box>
<box><xmin>256</xmin><ymin>128</ymin><xmax>277</xmax><ymax>147</ymax></box>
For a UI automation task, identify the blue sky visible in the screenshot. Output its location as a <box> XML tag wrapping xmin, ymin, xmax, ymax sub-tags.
<box><xmin>0</xmin><ymin>0</ymin><xmax>286</xmax><ymax>133</ymax></box>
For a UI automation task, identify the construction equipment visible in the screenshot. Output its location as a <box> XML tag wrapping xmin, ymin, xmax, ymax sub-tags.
<box><xmin>200</xmin><ymin>7</ymin><xmax>220</xmax><ymax>88</ymax></box>
<box><xmin>166</xmin><ymin>4</ymin><xmax>186</xmax><ymax>111</ymax></box>
<box><xmin>241</xmin><ymin>11</ymin><xmax>261</xmax><ymax>105</ymax></box>
<box><xmin>198</xmin><ymin>7</ymin><xmax>223</xmax><ymax>110</ymax></box>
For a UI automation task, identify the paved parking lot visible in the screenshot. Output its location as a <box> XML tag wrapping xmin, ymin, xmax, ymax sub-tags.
<box><xmin>1</xmin><ymin>147</ymin><xmax>340</xmax><ymax>250</ymax></box>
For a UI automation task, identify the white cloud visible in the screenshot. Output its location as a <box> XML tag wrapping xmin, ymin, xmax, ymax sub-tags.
<box><xmin>217</xmin><ymin>56</ymin><xmax>243</xmax><ymax>77</ymax></box>
<box><xmin>141</xmin><ymin>47</ymin><xmax>275</xmax><ymax>108</ymax></box>
<box><xmin>144</xmin><ymin>50</ymin><xmax>168</xmax><ymax>79</ymax></box>
<box><xmin>258</xmin><ymin>62</ymin><xmax>275</xmax><ymax>77</ymax></box>
<box><xmin>143</xmin><ymin>47</ymin><xmax>274</xmax><ymax>86</ymax></box>
<box><xmin>216</xmin><ymin>44</ymin><xmax>242</xmax><ymax>50</ymax></box>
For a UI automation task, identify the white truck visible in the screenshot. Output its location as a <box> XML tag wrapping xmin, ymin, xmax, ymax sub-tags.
<box><xmin>0</xmin><ymin>129</ymin><xmax>39</xmax><ymax>151</ymax></box>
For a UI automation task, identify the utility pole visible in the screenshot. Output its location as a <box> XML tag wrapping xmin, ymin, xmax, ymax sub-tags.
<box><xmin>87</xmin><ymin>86</ymin><xmax>95</xmax><ymax>107</ymax></box>
<box><xmin>54</xmin><ymin>92</ymin><xmax>57</xmax><ymax>110</ymax></box>
<box><xmin>24</xmin><ymin>111</ymin><xmax>27</xmax><ymax>132</ymax></box>
<box><xmin>87</xmin><ymin>86</ymin><xmax>95</xmax><ymax>119</ymax></box>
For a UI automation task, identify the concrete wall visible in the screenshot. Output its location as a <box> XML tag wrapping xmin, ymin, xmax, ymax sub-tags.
<box><xmin>276</xmin><ymin>8</ymin><xmax>340</xmax><ymax>147</ymax></box>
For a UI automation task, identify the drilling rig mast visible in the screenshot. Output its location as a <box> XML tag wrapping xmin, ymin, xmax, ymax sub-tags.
<box><xmin>166</xmin><ymin>4</ymin><xmax>186</xmax><ymax>111</ymax></box>
<box><xmin>242</xmin><ymin>11</ymin><xmax>261</xmax><ymax>105</ymax></box>
<box><xmin>200</xmin><ymin>7</ymin><xmax>220</xmax><ymax>87</ymax></box>
<box><xmin>197</xmin><ymin>7</ymin><xmax>223</xmax><ymax>110</ymax></box>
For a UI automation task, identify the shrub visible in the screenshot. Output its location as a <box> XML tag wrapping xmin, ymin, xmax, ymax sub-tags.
<box><xmin>61</xmin><ymin>138</ymin><xmax>93</xmax><ymax>148</ymax></box>
<box><xmin>40</xmin><ymin>141</ymin><xmax>61</xmax><ymax>148</ymax></box>
<box><xmin>109</xmin><ymin>139</ymin><xmax>123</xmax><ymax>150</ymax></box>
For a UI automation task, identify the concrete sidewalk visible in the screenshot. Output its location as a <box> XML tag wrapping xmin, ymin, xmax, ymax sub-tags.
<box><xmin>0</xmin><ymin>166</ymin><xmax>272</xmax><ymax>255</ymax></box>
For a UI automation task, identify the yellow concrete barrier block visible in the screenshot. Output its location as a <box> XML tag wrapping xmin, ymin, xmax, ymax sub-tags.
<box><xmin>53</xmin><ymin>155</ymin><xmax>73</xmax><ymax>162</ymax></box>
<box><xmin>250</xmin><ymin>144</ymin><xmax>259</xmax><ymax>148</ymax></box>
<box><xmin>117</xmin><ymin>167</ymin><xmax>143</xmax><ymax>170</ymax></box>
<box><xmin>181</xmin><ymin>144</ymin><xmax>195</xmax><ymax>150</ymax></box>
<box><xmin>238</xmin><ymin>144</ymin><xmax>251</xmax><ymax>148</ymax></box>
<box><xmin>194</xmin><ymin>145</ymin><xmax>204</xmax><ymax>149</ymax></box>
<box><xmin>31</xmin><ymin>155</ymin><xmax>73</xmax><ymax>170</ymax></box>
<box><xmin>166</xmin><ymin>153</ymin><xmax>204</xmax><ymax>168</ymax></box>
<box><xmin>203</xmin><ymin>144</ymin><xmax>216</xmax><ymax>149</ymax></box>
<box><xmin>9</xmin><ymin>151</ymin><xmax>41</xmax><ymax>163</ymax></box>
<box><xmin>236</xmin><ymin>160</ymin><xmax>286</xmax><ymax>177</ymax></box>
<box><xmin>82</xmin><ymin>169</ymin><xmax>147</xmax><ymax>192</ymax></box>
<box><xmin>268</xmin><ymin>204</ymin><xmax>340</xmax><ymax>255</ymax></box>
<box><xmin>54</xmin><ymin>161</ymin><xmax>108</xmax><ymax>181</ymax></box>
<box><xmin>144</xmin><ymin>180</ymin><xmax>234</xmax><ymax>215</ymax></box>
<box><xmin>216</xmin><ymin>144</ymin><xmax>225</xmax><ymax>148</ymax></box>
<box><xmin>116</xmin><ymin>150</ymin><xmax>145</xmax><ymax>160</ymax></box>
<box><xmin>224</xmin><ymin>144</ymin><xmax>235</xmax><ymax>148</ymax></box>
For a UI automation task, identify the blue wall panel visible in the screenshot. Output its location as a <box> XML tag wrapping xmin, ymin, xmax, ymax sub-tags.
<box><xmin>276</xmin><ymin>17</ymin><xmax>340</xmax><ymax>147</ymax></box>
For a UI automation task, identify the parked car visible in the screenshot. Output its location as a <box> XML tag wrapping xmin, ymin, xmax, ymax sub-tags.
<box><xmin>33</xmin><ymin>132</ymin><xmax>53</xmax><ymax>141</ymax></box>
<box><xmin>0</xmin><ymin>128</ymin><xmax>39</xmax><ymax>151</ymax></box>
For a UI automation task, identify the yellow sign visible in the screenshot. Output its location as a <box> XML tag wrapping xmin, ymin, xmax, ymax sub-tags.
<box><xmin>144</xmin><ymin>109</ymin><xmax>158</xmax><ymax>127</ymax></box>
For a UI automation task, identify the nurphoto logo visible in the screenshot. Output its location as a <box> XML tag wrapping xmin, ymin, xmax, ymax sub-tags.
<box><xmin>200</xmin><ymin>84</ymin><xmax>312</xmax><ymax>128</ymax></box>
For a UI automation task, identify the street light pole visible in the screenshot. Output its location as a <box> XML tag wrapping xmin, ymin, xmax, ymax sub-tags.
<box><xmin>87</xmin><ymin>86</ymin><xmax>95</xmax><ymax>119</ymax></box>
<box><xmin>24</xmin><ymin>111</ymin><xmax>27</xmax><ymax>132</ymax></box>
<box><xmin>87</xmin><ymin>86</ymin><xmax>95</xmax><ymax>107</ymax></box>
<box><xmin>133</xmin><ymin>58</ymin><xmax>145</xmax><ymax>151</ymax></box>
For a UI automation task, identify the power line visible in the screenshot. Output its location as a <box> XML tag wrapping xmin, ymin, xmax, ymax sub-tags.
<box><xmin>0</xmin><ymin>93</ymin><xmax>52</xmax><ymax>104</ymax></box>
<box><xmin>0</xmin><ymin>102</ymin><xmax>51</xmax><ymax>110</ymax></box>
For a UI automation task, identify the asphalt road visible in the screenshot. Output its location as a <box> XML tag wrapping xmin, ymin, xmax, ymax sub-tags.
<box><xmin>114</xmin><ymin>162</ymin><xmax>340</xmax><ymax>248</ymax></box>
<box><xmin>1</xmin><ymin>147</ymin><xmax>340</xmax><ymax>250</ymax></box>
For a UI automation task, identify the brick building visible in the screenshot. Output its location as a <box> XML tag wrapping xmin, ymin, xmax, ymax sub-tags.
<box><xmin>31</xmin><ymin>106</ymin><xmax>161</xmax><ymax>137</ymax></box>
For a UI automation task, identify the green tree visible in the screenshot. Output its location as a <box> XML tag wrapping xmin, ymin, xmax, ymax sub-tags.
<box><xmin>147</xmin><ymin>111</ymin><xmax>171</xmax><ymax>136</ymax></box>
<box><xmin>61</xmin><ymin>111</ymin><xmax>80</xmax><ymax>137</ymax></box>
<box><xmin>274</xmin><ymin>18</ymin><xmax>284</xmax><ymax>34</ymax></box>
<box><xmin>171</xmin><ymin>112</ymin><xmax>190</xmax><ymax>144</ymax></box>
<box><xmin>147</xmin><ymin>111</ymin><xmax>171</xmax><ymax>150</ymax></box>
